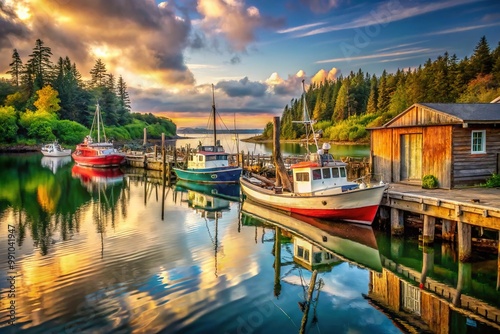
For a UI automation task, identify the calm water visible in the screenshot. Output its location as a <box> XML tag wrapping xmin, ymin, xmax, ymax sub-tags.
<box><xmin>173</xmin><ymin>133</ymin><xmax>370</xmax><ymax>157</ymax></box>
<box><xmin>0</xmin><ymin>153</ymin><xmax>499</xmax><ymax>334</ymax></box>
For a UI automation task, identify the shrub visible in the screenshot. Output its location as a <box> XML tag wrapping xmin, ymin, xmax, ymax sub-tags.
<box><xmin>422</xmin><ymin>175</ymin><xmax>439</xmax><ymax>189</ymax></box>
<box><xmin>0</xmin><ymin>106</ymin><xmax>19</xmax><ymax>143</ymax></box>
<box><xmin>28</xmin><ymin>119</ymin><xmax>56</xmax><ymax>142</ymax></box>
<box><xmin>482</xmin><ymin>173</ymin><xmax>500</xmax><ymax>188</ymax></box>
<box><xmin>53</xmin><ymin>120</ymin><xmax>89</xmax><ymax>145</ymax></box>
<box><xmin>106</xmin><ymin>126</ymin><xmax>132</xmax><ymax>141</ymax></box>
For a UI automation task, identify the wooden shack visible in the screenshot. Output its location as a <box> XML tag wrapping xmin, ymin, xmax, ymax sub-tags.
<box><xmin>369</xmin><ymin>103</ymin><xmax>500</xmax><ymax>189</ymax></box>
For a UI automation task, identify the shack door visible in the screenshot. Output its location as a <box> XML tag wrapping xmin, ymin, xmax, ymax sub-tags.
<box><xmin>400</xmin><ymin>134</ymin><xmax>422</xmax><ymax>181</ymax></box>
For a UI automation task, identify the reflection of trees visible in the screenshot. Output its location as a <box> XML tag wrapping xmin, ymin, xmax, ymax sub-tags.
<box><xmin>0</xmin><ymin>154</ymin><xmax>124</xmax><ymax>255</ymax></box>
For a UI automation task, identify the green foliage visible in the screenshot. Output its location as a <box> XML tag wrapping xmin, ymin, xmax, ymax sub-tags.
<box><xmin>0</xmin><ymin>106</ymin><xmax>19</xmax><ymax>143</ymax></box>
<box><xmin>422</xmin><ymin>175</ymin><xmax>439</xmax><ymax>189</ymax></box>
<box><xmin>52</xmin><ymin>120</ymin><xmax>89</xmax><ymax>145</ymax></box>
<box><xmin>481</xmin><ymin>174</ymin><xmax>500</xmax><ymax>188</ymax></box>
<box><xmin>27</xmin><ymin>119</ymin><xmax>56</xmax><ymax>142</ymax></box>
<box><xmin>106</xmin><ymin>126</ymin><xmax>131</xmax><ymax>141</ymax></box>
<box><xmin>124</xmin><ymin>121</ymin><xmax>145</xmax><ymax>138</ymax></box>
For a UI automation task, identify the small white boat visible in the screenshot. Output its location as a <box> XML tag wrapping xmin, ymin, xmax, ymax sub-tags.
<box><xmin>41</xmin><ymin>141</ymin><xmax>72</xmax><ymax>157</ymax></box>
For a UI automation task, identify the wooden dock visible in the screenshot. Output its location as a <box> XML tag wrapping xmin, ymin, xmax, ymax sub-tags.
<box><xmin>380</xmin><ymin>183</ymin><xmax>500</xmax><ymax>261</ymax></box>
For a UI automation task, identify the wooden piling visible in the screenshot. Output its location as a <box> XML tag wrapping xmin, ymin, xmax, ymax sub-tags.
<box><xmin>143</xmin><ymin>127</ymin><xmax>147</xmax><ymax>146</ymax></box>
<box><xmin>273</xmin><ymin>117</ymin><xmax>292</xmax><ymax>191</ymax></box>
<box><xmin>299</xmin><ymin>270</ymin><xmax>318</xmax><ymax>334</ymax></box>
<box><xmin>458</xmin><ymin>221</ymin><xmax>472</xmax><ymax>262</ymax></box>
<box><xmin>422</xmin><ymin>215</ymin><xmax>436</xmax><ymax>245</ymax></box>
<box><xmin>161</xmin><ymin>133</ymin><xmax>165</xmax><ymax>149</ymax></box>
<box><xmin>274</xmin><ymin>227</ymin><xmax>282</xmax><ymax>297</ymax></box>
<box><xmin>441</xmin><ymin>219</ymin><xmax>456</xmax><ymax>241</ymax></box>
<box><xmin>390</xmin><ymin>208</ymin><xmax>404</xmax><ymax>236</ymax></box>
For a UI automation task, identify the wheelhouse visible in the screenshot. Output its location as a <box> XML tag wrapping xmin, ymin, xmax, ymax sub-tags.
<box><xmin>187</xmin><ymin>145</ymin><xmax>230</xmax><ymax>169</ymax></box>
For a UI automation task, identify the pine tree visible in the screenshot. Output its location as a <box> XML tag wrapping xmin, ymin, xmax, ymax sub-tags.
<box><xmin>117</xmin><ymin>75</ymin><xmax>131</xmax><ymax>125</ymax></box>
<box><xmin>90</xmin><ymin>59</ymin><xmax>107</xmax><ymax>87</ymax></box>
<box><xmin>377</xmin><ymin>70</ymin><xmax>390</xmax><ymax>113</ymax></box>
<box><xmin>366</xmin><ymin>74</ymin><xmax>378</xmax><ymax>114</ymax></box>
<box><xmin>26</xmin><ymin>39</ymin><xmax>53</xmax><ymax>89</ymax></box>
<box><xmin>470</xmin><ymin>36</ymin><xmax>493</xmax><ymax>77</ymax></box>
<box><xmin>7</xmin><ymin>49</ymin><xmax>23</xmax><ymax>86</ymax></box>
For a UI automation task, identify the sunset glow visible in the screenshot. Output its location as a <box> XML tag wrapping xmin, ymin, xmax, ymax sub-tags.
<box><xmin>1</xmin><ymin>0</ymin><xmax>498</xmax><ymax>130</ymax></box>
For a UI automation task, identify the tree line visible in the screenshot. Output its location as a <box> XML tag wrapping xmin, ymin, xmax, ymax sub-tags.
<box><xmin>262</xmin><ymin>36</ymin><xmax>500</xmax><ymax>142</ymax></box>
<box><xmin>0</xmin><ymin>39</ymin><xmax>176</xmax><ymax>145</ymax></box>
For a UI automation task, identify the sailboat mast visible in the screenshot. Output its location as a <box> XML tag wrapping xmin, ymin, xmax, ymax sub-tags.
<box><xmin>97</xmin><ymin>103</ymin><xmax>101</xmax><ymax>143</ymax></box>
<box><xmin>212</xmin><ymin>84</ymin><xmax>217</xmax><ymax>147</ymax></box>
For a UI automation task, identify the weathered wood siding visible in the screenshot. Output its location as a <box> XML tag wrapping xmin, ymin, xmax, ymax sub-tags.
<box><xmin>371</xmin><ymin>128</ymin><xmax>393</xmax><ymax>183</ymax></box>
<box><xmin>388</xmin><ymin>105</ymin><xmax>461</xmax><ymax>127</ymax></box>
<box><xmin>423</xmin><ymin>125</ymin><xmax>453</xmax><ymax>189</ymax></box>
<box><xmin>452</xmin><ymin>126</ymin><xmax>500</xmax><ymax>187</ymax></box>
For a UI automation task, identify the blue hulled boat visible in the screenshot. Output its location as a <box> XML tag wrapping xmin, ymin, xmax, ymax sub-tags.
<box><xmin>173</xmin><ymin>85</ymin><xmax>242</xmax><ymax>184</ymax></box>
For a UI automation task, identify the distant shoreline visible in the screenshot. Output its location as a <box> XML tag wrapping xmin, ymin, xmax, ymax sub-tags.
<box><xmin>241</xmin><ymin>134</ymin><xmax>369</xmax><ymax>145</ymax></box>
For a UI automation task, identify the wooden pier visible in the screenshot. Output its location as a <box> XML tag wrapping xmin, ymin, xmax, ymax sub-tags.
<box><xmin>379</xmin><ymin>183</ymin><xmax>500</xmax><ymax>261</ymax></box>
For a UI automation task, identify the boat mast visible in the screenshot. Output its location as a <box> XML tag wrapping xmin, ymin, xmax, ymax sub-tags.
<box><xmin>294</xmin><ymin>80</ymin><xmax>319</xmax><ymax>154</ymax></box>
<box><xmin>96</xmin><ymin>102</ymin><xmax>101</xmax><ymax>143</ymax></box>
<box><xmin>212</xmin><ymin>84</ymin><xmax>217</xmax><ymax>147</ymax></box>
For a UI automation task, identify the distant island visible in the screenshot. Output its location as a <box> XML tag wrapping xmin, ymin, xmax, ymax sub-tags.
<box><xmin>178</xmin><ymin>127</ymin><xmax>262</xmax><ymax>134</ymax></box>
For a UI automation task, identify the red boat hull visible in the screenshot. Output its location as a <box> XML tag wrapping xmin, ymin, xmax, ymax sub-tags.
<box><xmin>72</xmin><ymin>143</ymin><xmax>125</xmax><ymax>168</ymax></box>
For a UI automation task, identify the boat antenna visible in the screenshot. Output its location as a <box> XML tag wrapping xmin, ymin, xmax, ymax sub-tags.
<box><xmin>293</xmin><ymin>80</ymin><xmax>319</xmax><ymax>154</ymax></box>
<box><xmin>212</xmin><ymin>84</ymin><xmax>217</xmax><ymax>147</ymax></box>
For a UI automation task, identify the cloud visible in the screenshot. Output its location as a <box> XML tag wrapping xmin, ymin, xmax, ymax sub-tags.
<box><xmin>267</xmin><ymin>70</ymin><xmax>307</xmax><ymax>96</ymax></box>
<box><xmin>301</xmin><ymin>0</ymin><xmax>341</xmax><ymax>14</ymax></box>
<box><xmin>216</xmin><ymin>77</ymin><xmax>267</xmax><ymax>97</ymax></box>
<box><xmin>196</xmin><ymin>0</ymin><xmax>284</xmax><ymax>52</ymax></box>
<box><xmin>311</xmin><ymin>67</ymin><xmax>340</xmax><ymax>84</ymax></box>
<box><xmin>316</xmin><ymin>47</ymin><xmax>437</xmax><ymax>64</ymax></box>
<box><xmin>0</xmin><ymin>2</ymin><xmax>30</xmax><ymax>48</ymax></box>
<box><xmin>1</xmin><ymin>0</ymin><xmax>195</xmax><ymax>88</ymax></box>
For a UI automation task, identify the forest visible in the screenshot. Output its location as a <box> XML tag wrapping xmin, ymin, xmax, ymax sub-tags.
<box><xmin>260</xmin><ymin>36</ymin><xmax>500</xmax><ymax>143</ymax></box>
<box><xmin>0</xmin><ymin>39</ymin><xmax>176</xmax><ymax>146</ymax></box>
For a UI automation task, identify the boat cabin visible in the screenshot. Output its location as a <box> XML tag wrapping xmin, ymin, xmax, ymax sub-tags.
<box><xmin>291</xmin><ymin>152</ymin><xmax>359</xmax><ymax>194</ymax></box>
<box><xmin>187</xmin><ymin>145</ymin><xmax>230</xmax><ymax>169</ymax></box>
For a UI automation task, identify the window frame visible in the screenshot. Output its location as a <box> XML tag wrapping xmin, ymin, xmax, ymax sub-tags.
<box><xmin>471</xmin><ymin>130</ymin><xmax>486</xmax><ymax>154</ymax></box>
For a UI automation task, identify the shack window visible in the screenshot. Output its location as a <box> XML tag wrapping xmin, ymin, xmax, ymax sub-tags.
<box><xmin>471</xmin><ymin>130</ymin><xmax>486</xmax><ymax>154</ymax></box>
<box><xmin>295</xmin><ymin>172</ymin><xmax>309</xmax><ymax>182</ymax></box>
<box><xmin>313</xmin><ymin>252</ymin><xmax>322</xmax><ymax>264</ymax></box>
<box><xmin>216</xmin><ymin>155</ymin><xmax>228</xmax><ymax>160</ymax></box>
<box><xmin>206</xmin><ymin>155</ymin><xmax>216</xmax><ymax>161</ymax></box>
<box><xmin>332</xmin><ymin>168</ymin><xmax>339</xmax><ymax>178</ymax></box>
<box><xmin>340</xmin><ymin>167</ymin><xmax>346</xmax><ymax>177</ymax></box>
<box><xmin>322</xmin><ymin>168</ymin><xmax>331</xmax><ymax>179</ymax></box>
<box><xmin>198</xmin><ymin>156</ymin><xmax>204</xmax><ymax>162</ymax></box>
<box><xmin>312</xmin><ymin>169</ymin><xmax>322</xmax><ymax>180</ymax></box>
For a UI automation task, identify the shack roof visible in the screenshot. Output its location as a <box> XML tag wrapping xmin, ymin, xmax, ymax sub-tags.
<box><xmin>369</xmin><ymin>103</ymin><xmax>500</xmax><ymax>129</ymax></box>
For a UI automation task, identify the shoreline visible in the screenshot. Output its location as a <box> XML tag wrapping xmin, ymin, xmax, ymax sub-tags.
<box><xmin>241</xmin><ymin>135</ymin><xmax>369</xmax><ymax>146</ymax></box>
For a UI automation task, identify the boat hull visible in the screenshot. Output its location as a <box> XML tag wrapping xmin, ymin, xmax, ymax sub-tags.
<box><xmin>72</xmin><ymin>153</ymin><xmax>125</xmax><ymax>168</ymax></box>
<box><xmin>173</xmin><ymin>166</ymin><xmax>242</xmax><ymax>184</ymax></box>
<box><xmin>240</xmin><ymin>177</ymin><xmax>387</xmax><ymax>225</ymax></box>
<box><xmin>175</xmin><ymin>179</ymin><xmax>241</xmax><ymax>201</ymax></box>
<box><xmin>41</xmin><ymin>149</ymin><xmax>71</xmax><ymax>157</ymax></box>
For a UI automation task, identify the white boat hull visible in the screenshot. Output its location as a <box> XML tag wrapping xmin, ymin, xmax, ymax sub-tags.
<box><xmin>240</xmin><ymin>176</ymin><xmax>387</xmax><ymax>225</ymax></box>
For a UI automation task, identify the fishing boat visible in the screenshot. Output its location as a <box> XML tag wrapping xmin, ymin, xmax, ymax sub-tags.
<box><xmin>241</xmin><ymin>199</ymin><xmax>382</xmax><ymax>272</ymax></box>
<box><xmin>240</xmin><ymin>81</ymin><xmax>388</xmax><ymax>225</ymax></box>
<box><xmin>173</xmin><ymin>85</ymin><xmax>242</xmax><ymax>184</ymax></box>
<box><xmin>41</xmin><ymin>141</ymin><xmax>71</xmax><ymax>157</ymax></box>
<box><xmin>72</xmin><ymin>103</ymin><xmax>125</xmax><ymax>168</ymax></box>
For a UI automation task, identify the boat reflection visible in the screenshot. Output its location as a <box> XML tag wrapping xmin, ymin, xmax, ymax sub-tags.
<box><xmin>41</xmin><ymin>155</ymin><xmax>72</xmax><ymax>174</ymax></box>
<box><xmin>241</xmin><ymin>199</ymin><xmax>382</xmax><ymax>272</ymax></box>
<box><xmin>72</xmin><ymin>165</ymin><xmax>124</xmax><ymax>191</ymax></box>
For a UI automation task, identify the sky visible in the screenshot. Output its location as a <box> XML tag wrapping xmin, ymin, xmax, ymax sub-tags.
<box><xmin>1</xmin><ymin>0</ymin><xmax>499</xmax><ymax>129</ymax></box>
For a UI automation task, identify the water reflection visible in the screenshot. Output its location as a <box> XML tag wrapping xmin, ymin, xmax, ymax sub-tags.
<box><xmin>41</xmin><ymin>156</ymin><xmax>72</xmax><ymax>174</ymax></box>
<box><xmin>0</xmin><ymin>154</ymin><xmax>499</xmax><ymax>333</ymax></box>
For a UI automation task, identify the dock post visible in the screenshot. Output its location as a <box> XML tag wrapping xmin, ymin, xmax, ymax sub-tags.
<box><xmin>173</xmin><ymin>146</ymin><xmax>178</xmax><ymax>168</ymax></box>
<box><xmin>441</xmin><ymin>219</ymin><xmax>456</xmax><ymax>242</ymax></box>
<box><xmin>390</xmin><ymin>208</ymin><xmax>404</xmax><ymax>236</ymax></box>
<box><xmin>154</xmin><ymin>145</ymin><xmax>158</xmax><ymax>159</ymax></box>
<box><xmin>421</xmin><ymin>215</ymin><xmax>435</xmax><ymax>245</ymax></box>
<box><xmin>143</xmin><ymin>127</ymin><xmax>147</xmax><ymax>146</ymax></box>
<box><xmin>299</xmin><ymin>270</ymin><xmax>318</xmax><ymax>334</ymax></box>
<box><xmin>161</xmin><ymin>132</ymin><xmax>165</xmax><ymax>149</ymax></box>
<box><xmin>457</xmin><ymin>221</ymin><xmax>472</xmax><ymax>262</ymax></box>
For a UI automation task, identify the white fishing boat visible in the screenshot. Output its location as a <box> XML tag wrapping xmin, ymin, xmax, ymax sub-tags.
<box><xmin>240</xmin><ymin>81</ymin><xmax>388</xmax><ymax>225</ymax></box>
<box><xmin>41</xmin><ymin>141</ymin><xmax>71</xmax><ymax>157</ymax></box>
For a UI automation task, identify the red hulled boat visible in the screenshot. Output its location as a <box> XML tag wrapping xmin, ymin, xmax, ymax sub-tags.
<box><xmin>72</xmin><ymin>103</ymin><xmax>125</xmax><ymax>168</ymax></box>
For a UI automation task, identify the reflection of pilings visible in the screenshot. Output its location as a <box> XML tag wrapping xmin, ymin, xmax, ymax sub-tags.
<box><xmin>453</xmin><ymin>262</ymin><xmax>472</xmax><ymax>306</ymax></box>
<box><xmin>498</xmin><ymin>231</ymin><xmax>500</xmax><ymax>290</ymax></box>
<box><xmin>274</xmin><ymin>227</ymin><xmax>281</xmax><ymax>298</ymax></box>
<box><xmin>299</xmin><ymin>270</ymin><xmax>318</xmax><ymax>334</ymax></box>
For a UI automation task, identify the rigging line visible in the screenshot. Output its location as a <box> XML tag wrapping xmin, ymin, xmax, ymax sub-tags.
<box><xmin>271</xmin><ymin>300</ymin><xmax>298</xmax><ymax>329</ymax></box>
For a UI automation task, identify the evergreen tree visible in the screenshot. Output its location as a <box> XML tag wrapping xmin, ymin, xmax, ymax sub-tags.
<box><xmin>366</xmin><ymin>74</ymin><xmax>378</xmax><ymax>114</ymax></box>
<box><xmin>470</xmin><ymin>36</ymin><xmax>493</xmax><ymax>77</ymax></box>
<box><xmin>377</xmin><ymin>70</ymin><xmax>390</xmax><ymax>113</ymax></box>
<box><xmin>117</xmin><ymin>75</ymin><xmax>131</xmax><ymax>125</ymax></box>
<box><xmin>7</xmin><ymin>49</ymin><xmax>23</xmax><ymax>86</ymax></box>
<box><xmin>90</xmin><ymin>59</ymin><xmax>107</xmax><ymax>87</ymax></box>
<box><xmin>26</xmin><ymin>39</ymin><xmax>53</xmax><ymax>89</ymax></box>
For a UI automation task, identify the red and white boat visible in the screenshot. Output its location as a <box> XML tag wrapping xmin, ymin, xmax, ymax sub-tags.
<box><xmin>240</xmin><ymin>81</ymin><xmax>388</xmax><ymax>225</ymax></box>
<box><xmin>72</xmin><ymin>103</ymin><xmax>125</xmax><ymax>168</ymax></box>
